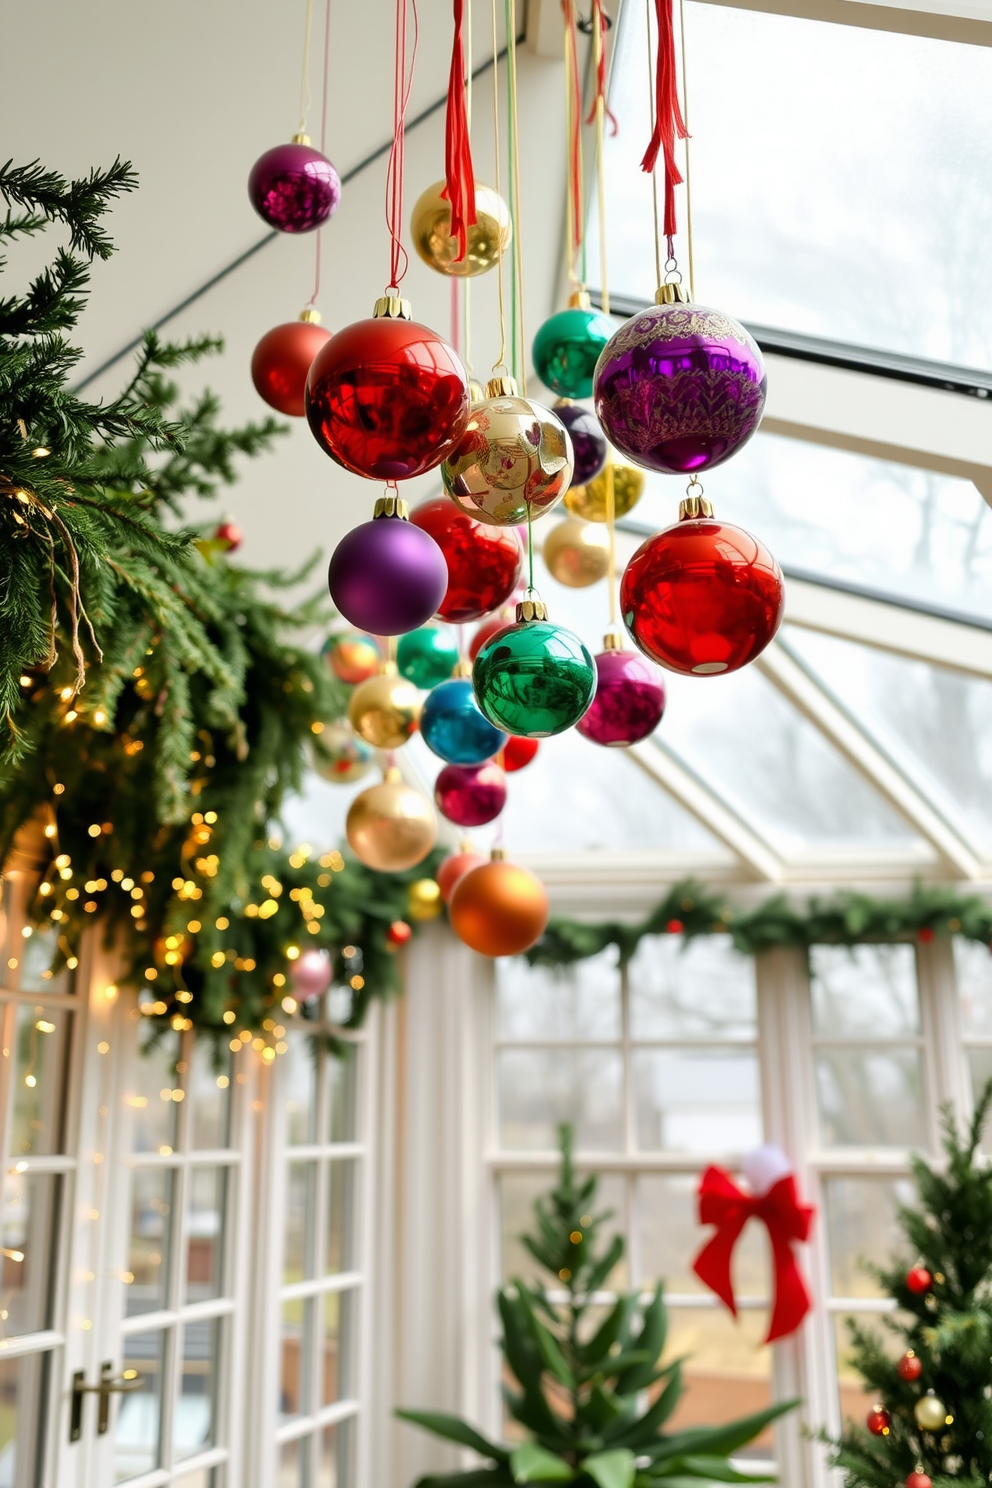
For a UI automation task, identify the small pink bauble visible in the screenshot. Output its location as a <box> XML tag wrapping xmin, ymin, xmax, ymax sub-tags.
<box><xmin>434</xmin><ymin>762</ymin><xmax>507</xmax><ymax>826</ymax></box>
<box><xmin>290</xmin><ymin>948</ymin><xmax>333</xmax><ymax>1001</ymax></box>
<box><xmin>576</xmin><ymin>647</ymin><xmax>666</xmax><ymax>747</ymax></box>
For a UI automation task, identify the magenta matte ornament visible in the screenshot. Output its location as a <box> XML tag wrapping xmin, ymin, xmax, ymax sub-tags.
<box><xmin>290</xmin><ymin>948</ymin><xmax>333</xmax><ymax>1001</ymax></box>
<box><xmin>555</xmin><ymin>402</ymin><xmax>607</xmax><ymax>487</ymax></box>
<box><xmin>434</xmin><ymin>761</ymin><xmax>507</xmax><ymax>827</ymax></box>
<box><xmin>593</xmin><ymin>302</ymin><xmax>766</xmax><ymax>474</ymax></box>
<box><xmin>328</xmin><ymin>510</ymin><xmax>448</xmax><ymax>636</ymax></box>
<box><xmin>576</xmin><ymin>646</ymin><xmax>666</xmax><ymax>747</ymax></box>
<box><xmin>248</xmin><ymin>140</ymin><xmax>342</xmax><ymax>233</ymax></box>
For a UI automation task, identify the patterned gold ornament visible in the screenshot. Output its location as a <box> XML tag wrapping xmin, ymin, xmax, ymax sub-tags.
<box><xmin>565</xmin><ymin>459</ymin><xmax>646</xmax><ymax>522</ymax></box>
<box><xmin>346</xmin><ymin>768</ymin><xmax>437</xmax><ymax>872</ymax></box>
<box><xmin>542</xmin><ymin>517</ymin><xmax>611</xmax><ymax>588</ymax></box>
<box><xmin>442</xmin><ymin>377</ymin><xmax>573</xmax><ymax>527</ymax></box>
<box><xmin>347</xmin><ymin>667</ymin><xmax>421</xmax><ymax>749</ymax></box>
<box><xmin>913</xmin><ymin>1395</ymin><xmax>949</xmax><ymax>1433</ymax></box>
<box><xmin>407</xmin><ymin>877</ymin><xmax>443</xmax><ymax>921</ymax></box>
<box><xmin>410</xmin><ymin>180</ymin><xmax>512</xmax><ymax>278</ymax></box>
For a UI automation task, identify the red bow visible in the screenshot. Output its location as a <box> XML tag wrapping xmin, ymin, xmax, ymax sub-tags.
<box><xmin>692</xmin><ymin>1166</ymin><xmax>815</xmax><ymax>1343</ymax></box>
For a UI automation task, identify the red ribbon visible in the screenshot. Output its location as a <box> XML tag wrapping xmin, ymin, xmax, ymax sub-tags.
<box><xmin>584</xmin><ymin>0</ymin><xmax>618</xmax><ymax>134</ymax></box>
<box><xmin>640</xmin><ymin>0</ymin><xmax>688</xmax><ymax>240</ymax></box>
<box><xmin>441</xmin><ymin>0</ymin><xmax>477</xmax><ymax>263</ymax></box>
<box><xmin>692</xmin><ymin>1166</ymin><xmax>815</xmax><ymax>1344</ymax></box>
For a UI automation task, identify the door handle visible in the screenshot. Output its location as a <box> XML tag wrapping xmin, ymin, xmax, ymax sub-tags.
<box><xmin>70</xmin><ymin>1361</ymin><xmax>143</xmax><ymax>1441</ymax></box>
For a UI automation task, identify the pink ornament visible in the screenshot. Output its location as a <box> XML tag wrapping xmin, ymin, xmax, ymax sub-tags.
<box><xmin>576</xmin><ymin>647</ymin><xmax>665</xmax><ymax>747</ymax></box>
<box><xmin>435</xmin><ymin>762</ymin><xmax>506</xmax><ymax>826</ymax></box>
<box><xmin>290</xmin><ymin>949</ymin><xmax>332</xmax><ymax>1001</ymax></box>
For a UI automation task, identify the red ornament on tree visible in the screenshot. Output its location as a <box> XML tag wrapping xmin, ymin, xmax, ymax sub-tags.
<box><xmin>386</xmin><ymin>920</ymin><xmax>413</xmax><ymax>947</ymax></box>
<box><xmin>906</xmin><ymin>1475</ymin><xmax>932</xmax><ymax>1488</ymax></box>
<box><xmin>620</xmin><ymin>502</ymin><xmax>784</xmax><ymax>676</ymax></box>
<box><xmin>410</xmin><ymin>497</ymin><xmax>523</xmax><ymax>623</ymax></box>
<box><xmin>214</xmin><ymin>520</ymin><xmax>242</xmax><ymax>552</ymax></box>
<box><xmin>305</xmin><ymin>302</ymin><xmax>471</xmax><ymax>480</ymax></box>
<box><xmin>501</xmin><ymin>735</ymin><xmax>539</xmax><ymax>773</ymax></box>
<box><xmin>470</xmin><ymin>611</ymin><xmax>514</xmax><ymax>660</ymax></box>
<box><xmin>866</xmin><ymin>1406</ymin><xmax>891</xmax><ymax>1436</ymax></box>
<box><xmin>897</xmin><ymin>1351</ymin><xmax>923</xmax><ymax>1381</ymax></box>
<box><xmin>906</xmin><ymin>1266</ymin><xmax>933</xmax><ymax>1294</ymax></box>
<box><xmin>251</xmin><ymin>313</ymin><xmax>332</xmax><ymax>416</ymax></box>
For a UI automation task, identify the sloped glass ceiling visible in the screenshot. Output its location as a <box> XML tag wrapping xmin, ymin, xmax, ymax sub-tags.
<box><xmin>599</xmin><ymin>1</ymin><xmax>992</xmax><ymax>371</ymax></box>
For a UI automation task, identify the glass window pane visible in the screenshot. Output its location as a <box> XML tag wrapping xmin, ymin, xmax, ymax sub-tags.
<box><xmin>114</xmin><ymin>1329</ymin><xmax>164</xmax><ymax>1482</ymax></box>
<box><xmin>175</xmin><ymin>1318</ymin><xmax>218</xmax><ymax>1461</ymax></box>
<box><xmin>284</xmin><ymin>1039</ymin><xmax>317</xmax><ymax>1146</ymax></box>
<box><xmin>636</xmin><ymin>1173</ymin><xmax>768</xmax><ymax>1298</ymax></box>
<box><xmin>629</xmin><ymin>935</ymin><xmax>755</xmax><ymax>1039</ymax></box>
<box><xmin>967</xmin><ymin>1048</ymin><xmax>992</xmax><ymax>1135</ymax></box>
<box><xmin>326</xmin><ymin>1160</ymin><xmax>354</xmax><ymax>1276</ymax></box>
<box><xmin>823</xmin><ymin>1177</ymin><xmax>916</xmax><ymax>1298</ymax></box>
<box><xmin>126</xmin><ymin>1168</ymin><xmax>173</xmax><ymax>1317</ymax></box>
<box><xmin>318</xmin><ymin>1420</ymin><xmax>353</xmax><ymax>1488</ymax></box>
<box><xmin>810</xmin><ymin>944</ymin><xmax>920</xmax><ymax>1037</ymax></box>
<box><xmin>496</xmin><ymin>951</ymin><xmax>621</xmax><ymax>1041</ymax></box>
<box><xmin>18</xmin><ymin>925</ymin><xmax>71</xmax><ymax>993</ymax></box>
<box><xmin>0</xmin><ymin>1172</ymin><xmax>59</xmax><ymax>1336</ymax></box>
<box><xmin>278</xmin><ymin>1438</ymin><xmax>304</xmax><ymax>1487</ymax></box>
<box><xmin>10</xmin><ymin>1005</ymin><xmax>71</xmax><ymax>1155</ymax></box>
<box><xmin>284</xmin><ymin>1163</ymin><xmax>316</xmax><ymax>1285</ymax></box>
<box><xmin>662</xmin><ymin>1309</ymin><xmax>774</xmax><ymax>1460</ymax></box>
<box><xmin>0</xmin><ymin>1351</ymin><xmax>50</xmax><ymax>1484</ymax></box>
<box><xmin>634</xmin><ymin>1048</ymin><xmax>761</xmax><ymax>1155</ymax></box>
<box><xmin>327</xmin><ymin>1053</ymin><xmax>356</xmax><ymax>1144</ymax></box>
<box><xmin>499</xmin><ymin>1170</ymin><xmax>628</xmax><ymax>1291</ymax></box>
<box><xmin>185</xmin><ymin>1167</ymin><xmax>226</xmax><ymax>1303</ymax></box>
<box><xmin>956</xmin><ymin>938</ymin><xmax>992</xmax><ymax>1038</ymax></box>
<box><xmin>322</xmin><ymin>1290</ymin><xmax>355</xmax><ymax>1405</ymax></box>
<box><xmin>498</xmin><ymin>1049</ymin><xmax>624</xmax><ymax>1151</ymax></box>
<box><xmin>126</xmin><ymin>1032</ymin><xmax>181</xmax><ymax>1154</ymax></box>
<box><xmin>279</xmin><ymin>1297</ymin><xmax>311</xmax><ymax>1421</ymax></box>
<box><xmin>173</xmin><ymin>1472</ymin><xmax>216</xmax><ymax>1488</ymax></box>
<box><xmin>189</xmin><ymin>1041</ymin><xmax>231</xmax><ymax>1149</ymax></box>
<box><xmin>815</xmin><ymin>1048</ymin><xmax>926</xmax><ymax>1148</ymax></box>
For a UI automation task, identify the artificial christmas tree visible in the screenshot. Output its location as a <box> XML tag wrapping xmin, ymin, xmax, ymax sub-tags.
<box><xmin>831</xmin><ymin>1080</ymin><xmax>992</xmax><ymax>1488</ymax></box>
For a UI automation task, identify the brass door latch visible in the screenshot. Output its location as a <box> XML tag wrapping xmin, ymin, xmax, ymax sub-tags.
<box><xmin>69</xmin><ymin>1361</ymin><xmax>142</xmax><ymax>1441</ymax></box>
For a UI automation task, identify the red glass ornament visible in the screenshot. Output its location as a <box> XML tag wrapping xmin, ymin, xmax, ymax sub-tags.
<box><xmin>620</xmin><ymin>516</ymin><xmax>784</xmax><ymax>676</ymax></box>
<box><xmin>501</xmin><ymin>736</ymin><xmax>539</xmax><ymax>772</ymax></box>
<box><xmin>436</xmin><ymin>849</ymin><xmax>487</xmax><ymax>904</ymax></box>
<box><xmin>897</xmin><ymin>1352</ymin><xmax>923</xmax><ymax>1382</ymax></box>
<box><xmin>866</xmin><ymin>1407</ymin><xmax>891</xmax><ymax>1436</ymax></box>
<box><xmin>305</xmin><ymin>314</ymin><xmax>471</xmax><ymax>480</ymax></box>
<box><xmin>906</xmin><ymin>1267</ymin><xmax>933</xmax><ymax>1294</ymax></box>
<box><xmin>470</xmin><ymin>612</ymin><xmax>514</xmax><ymax>661</ymax></box>
<box><xmin>435</xmin><ymin>762</ymin><xmax>507</xmax><ymax>826</ymax></box>
<box><xmin>917</xmin><ymin>927</ymin><xmax>935</xmax><ymax>943</ymax></box>
<box><xmin>251</xmin><ymin>319</ymin><xmax>332</xmax><ymax>416</ymax></box>
<box><xmin>410</xmin><ymin>498</ymin><xmax>523</xmax><ymax>623</ymax></box>
<box><xmin>214</xmin><ymin>521</ymin><xmax>242</xmax><ymax>552</ymax></box>
<box><xmin>906</xmin><ymin>1475</ymin><xmax>932</xmax><ymax>1488</ymax></box>
<box><xmin>386</xmin><ymin>920</ymin><xmax>413</xmax><ymax>947</ymax></box>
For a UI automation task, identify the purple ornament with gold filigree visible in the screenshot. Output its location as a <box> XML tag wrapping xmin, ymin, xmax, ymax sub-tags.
<box><xmin>593</xmin><ymin>299</ymin><xmax>766</xmax><ymax>475</ymax></box>
<box><xmin>576</xmin><ymin>644</ymin><xmax>666</xmax><ymax>747</ymax></box>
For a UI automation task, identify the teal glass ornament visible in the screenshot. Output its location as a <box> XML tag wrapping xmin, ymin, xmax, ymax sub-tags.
<box><xmin>472</xmin><ymin>602</ymin><xmax>596</xmax><ymax>737</ymax></box>
<box><xmin>421</xmin><ymin>677</ymin><xmax>507</xmax><ymax>764</ymax></box>
<box><xmin>532</xmin><ymin>298</ymin><xmax>614</xmax><ymax>400</ymax></box>
<box><xmin>397</xmin><ymin>625</ymin><xmax>458</xmax><ymax>689</ymax></box>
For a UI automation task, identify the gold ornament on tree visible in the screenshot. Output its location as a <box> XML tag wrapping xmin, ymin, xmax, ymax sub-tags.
<box><xmin>411</xmin><ymin>180</ymin><xmax>512</xmax><ymax>277</ymax></box>
<box><xmin>542</xmin><ymin>516</ymin><xmax>611</xmax><ymax>588</ymax></box>
<box><xmin>913</xmin><ymin>1394</ymin><xmax>950</xmax><ymax>1433</ymax></box>
<box><xmin>347</xmin><ymin>667</ymin><xmax>421</xmax><ymax>749</ymax></box>
<box><xmin>345</xmin><ymin>767</ymin><xmax>437</xmax><ymax>872</ymax></box>
<box><xmin>407</xmin><ymin>877</ymin><xmax>443</xmax><ymax>921</ymax></box>
<box><xmin>565</xmin><ymin>459</ymin><xmax>645</xmax><ymax>523</ymax></box>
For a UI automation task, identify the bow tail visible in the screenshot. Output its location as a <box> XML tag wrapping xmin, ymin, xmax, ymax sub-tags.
<box><xmin>692</xmin><ymin>1216</ymin><xmax>748</xmax><ymax>1317</ymax></box>
<box><xmin>765</xmin><ymin>1228</ymin><xmax>812</xmax><ymax>1344</ymax></box>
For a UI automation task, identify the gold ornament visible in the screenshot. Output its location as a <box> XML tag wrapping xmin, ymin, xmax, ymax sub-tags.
<box><xmin>410</xmin><ymin>180</ymin><xmax>512</xmax><ymax>278</ymax></box>
<box><xmin>442</xmin><ymin>377</ymin><xmax>573</xmax><ymax>527</ymax></box>
<box><xmin>542</xmin><ymin>516</ymin><xmax>611</xmax><ymax>588</ymax></box>
<box><xmin>347</xmin><ymin>667</ymin><xmax>421</xmax><ymax>749</ymax></box>
<box><xmin>913</xmin><ymin>1395</ymin><xmax>949</xmax><ymax>1432</ymax></box>
<box><xmin>407</xmin><ymin>877</ymin><xmax>443</xmax><ymax>921</ymax></box>
<box><xmin>565</xmin><ymin>459</ymin><xmax>646</xmax><ymax>523</ymax></box>
<box><xmin>346</xmin><ymin>768</ymin><xmax>437</xmax><ymax>872</ymax></box>
<box><xmin>313</xmin><ymin>720</ymin><xmax>373</xmax><ymax>785</ymax></box>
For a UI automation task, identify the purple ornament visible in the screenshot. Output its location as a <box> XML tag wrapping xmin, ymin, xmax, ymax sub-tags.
<box><xmin>290</xmin><ymin>948</ymin><xmax>333</xmax><ymax>1001</ymax></box>
<box><xmin>576</xmin><ymin>647</ymin><xmax>666</xmax><ymax>747</ymax></box>
<box><xmin>593</xmin><ymin>303</ymin><xmax>766</xmax><ymax>475</ymax></box>
<box><xmin>434</xmin><ymin>761</ymin><xmax>507</xmax><ymax>826</ymax></box>
<box><xmin>555</xmin><ymin>402</ymin><xmax>608</xmax><ymax>487</ymax></box>
<box><xmin>328</xmin><ymin>516</ymin><xmax>448</xmax><ymax>636</ymax></box>
<box><xmin>248</xmin><ymin>141</ymin><xmax>342</xmax><ymax>233</ymax></box>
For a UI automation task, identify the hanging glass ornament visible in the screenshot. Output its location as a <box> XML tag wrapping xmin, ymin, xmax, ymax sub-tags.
<box><xmin>576</xmin><ymin>637</ymin><xmax>666</xmax><ymax>747</ymax></box>
<box><xmin>469</xmin><ymin>612</ymin><xmax>512</xmax><ymax>661</ymax></box>
<box><xmin>290</xmin><ymin>948</ymin><xmax>333</xmax><ymax>1001</ymax></box>
<box><xmin>347</xmin><ymin>666</ymin><xmax>421</xmax><ymax>749</ymax></box>
<box><xmin>251</xmin><ymin>310</ymin><xmax>332</xmax><ymax>416</ymax></box>
<box><xmin>313</xmin><ymin>721</ymin><xmax>374</xmax><ymax>784</ymax></box>
<box><xmin>248</xmin><ymin>137</ymin><xmax>341</xmax><ymax>233</ymax></box>
<box><xmin>906</xmin><ymin>1476</ymin><xmax>932</xmax><ymax>1488</ymax></box>
<box><xmin>410</xmin><ymin>497</ymin><xmax>523</xmax><ymax>623</ymax></box>
<box><xmin>387</xmin><ymin>919</ymin><xmax>413</xmax><ymax>947</ymax></box>
<box><xmin>421</xmin><ymin>676</ymin><xmax>506</xmax><ymax>765</ymax></box>
<box><xmin>407</xmin><ymin>877</ymin><xmax>443</xmax><ymax>921</ymax></box>
<box><xmin>411</xmin><ymin>180</ymin><xmax>512</xmax><ymax>277</ymax></box>
<box><xmin>906</xmin><ymin>1267</ymin><xmax>933</xmax><ymax>1294</ymax></box>
<box><xmin>553</xmin><ymin>401</ymin><xmax>607</xmax><ymax>487</ymax></box>
<box><xmin>441</xmin><ymin>377</ymin><xmax>573</xmax><ymax>527</ymax></box>
<box><xmin>397</xmin><ymin>625</ymin><xmax>459</xmax><ymax>690</ymax></box>
<box><xmin>449</xmin><ymin>850</ymin><xmax>549</xmax><ymax>956</ymax></box>
<box><xmin>213</xmin><ymin>520</ymin><xmax>243</xmax><ymax>552</ymax></box>
<box><xmin>897</xmin><ymin>1352</ymin><xmax>923</xmax><ymax>1382</ymax></box>
<box><xmin>327</xmin><ymin>495</ymin><xmax>448</xmax><ymax>636</ymax></box>
<box><xmin>435</xmin><ymin>761</ymin><xmax>507</xmax><ymax>827</ymax></box>
<box><xmin>865</xmin><ymin>1407</ymin><xmax>891</xmax><ymax>1437</ymax></box>
<box><xmin>620</xmin><ymin>492</ymin><xmax>784</xmax><ymax>676</ymax></box>
<box><xmin>306</xmin><ymin>295</ymin><xmax>471</xmax><ymax>480</ymax></box>
<box><xmin>321</xmin><ymin>631</ymin><xmax>381</xmax><ymax>686</ymax></box>
<box><xmin>542</xmin><ymin>516</ymin><xmax>611</xmax><ymax>588</ymax></box>
<box><xmin>565</xmin><ymin>458</ymin><xmax>645</xmax><ymax>522</ymax></box>
<box><xmin>436</xmin><ymin>844</ymin><xmax>487</xmax><ymax>903</ymax></box>
<box><xmin>593</xmin><ymin>286</ymin><xmax>766</xmax><ymax>475</ymax></box>
<box><xmin>346</xmin><ymin>767</ymin><xmax>436</xmax><ymax>871</ymax></box>
<box><xmin>501</xmin><ymin>735</ymin><xmax>539</xmax><ymax>772</ymax></box>
<box><xmin>532</xmin><ymin>291</ymin><xmax>614</xmax><ymax>400</ymax></box>
<box><xmin>473</xmin><ymin>598</ymin><xmax>596</xmax><ymax>737</ymax></box>
<box><xmin>914</xmin><ymin>1395</ymin><xmax>949</xmax><ymax>1433</ymax></box>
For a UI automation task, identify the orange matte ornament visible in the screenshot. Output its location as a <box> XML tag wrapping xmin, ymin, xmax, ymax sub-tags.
<box><xmin>449</xmin><ymin>852</ymin><xmax>549</xmax><ymax>957</ymax></box>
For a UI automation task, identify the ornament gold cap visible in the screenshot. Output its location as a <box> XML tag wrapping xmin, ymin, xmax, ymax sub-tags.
<box><xmin>553</xmin><ymin>397</ymin><xmax>574</xmax><ymax>408</ymax></box>
<box><xmin>490</xmin><ymin>846</ymin><xmax>507</xmax><ymax>861</ymax></box>
<box><xmin>485</xmin><ymin>374</ymin><xmax>518</xmax><ymax>399</ymax></box>
<box><xmin>373</xmin><ymin>294</ymin><xmax>412</xmax><ymax>321</ymax></box>
<box><xmin>459</xmin><ymin>837</ymin><xmax>475</xmax><ymax>851</ymax></box>
<box><xmin>384</xmin><ymin>764</ymin><xmax>403</xmax><ymax>784</ymax></box>
<box><xmin>567</xmin><ymin>287</ymin><xmax>592</xmax><ymax>309</ymax></box>
<box><xmin>515</xmin><ymin>598</ymin><xmax>548</xmax><ymax>623</ymax></box>
<box><xmin>373</xmin><ymin>494</ymin><xmax>410</xmax><ymax>520</ymax></box>
<box><xmin>291</xmin><ymin>132</ymin><xmax>312</xmax><ymax>146</ymax></box>
<box><xmin>679</xmin><ymin>494</ymin><xmax>714</xmax><ymax>520</ymax></box>
<box><xmin>379</xmin><ymin>659</ymin><xmax>399</xmax><ymax>676</ymax></box>
<box><xmin>299</xmin><ymin>306</ymin><xmax>322</xmax><ymax>324</ymax></box>
<box><xmin>655</xmin><ymin>281</ymin><xmax>690</xmax><ymax>306</ymax></box>
<box><xmin>468</xmin><ymin>379</ymin><xmax>485</xmax><ymax>403</ymax></box>
<box><xmin>454</xmin><ymin>659</ymin><xmax>473</xmax><ymax>679</ymax></box>
<box><xmin>603</xmin><ymin>631</ymin><xmax>624</xmax><ymax>651</ymax></box>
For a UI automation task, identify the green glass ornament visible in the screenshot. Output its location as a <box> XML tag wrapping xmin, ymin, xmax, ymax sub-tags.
<box><xmin>397</xmin><ymin>625</ymin><xmax>459</xmax><ymax>689</ymax></box>
<box><xmin>472</xmin><ymin>601</ymin><xmax>596</xmax><ymax>738</ymax></box>
<box><xmin>532</xmin><ymin>299</ymin><xmax>614</xmax><ymax>400</ymax></box>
